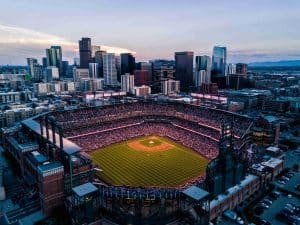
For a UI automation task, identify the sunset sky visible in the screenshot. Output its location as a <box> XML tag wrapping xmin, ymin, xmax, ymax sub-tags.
<box><xmin>0</xmin><ymin>0</ymin><xmax>300</xmax><ymax>65</ymax></box>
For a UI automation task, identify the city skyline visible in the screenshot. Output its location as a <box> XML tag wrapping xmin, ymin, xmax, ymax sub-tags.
<box><xmin>0</xmin><ymin>0</ymin><xmax>300</xmax><ymax>65</ymax></box>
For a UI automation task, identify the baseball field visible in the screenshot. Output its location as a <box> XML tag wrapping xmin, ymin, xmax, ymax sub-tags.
<box><xmin>90</xmin><ymin>136</ymin><xmax>209</xmax><ymax>188</ymax></box>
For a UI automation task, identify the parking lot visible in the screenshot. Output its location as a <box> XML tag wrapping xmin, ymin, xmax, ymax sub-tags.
<box><xmin>250</xmin><ymin>147</ymin><xmax>300</xmax><ymax>225</ymax></box>
<box><xmin>259</xmin><ymin>194</ymin><xmax>300</xmax><ymax>225</ymax></box>
<box><xmin>274</xmin><ymin>169</ymin><xmax>300</xmax><ymax>197</ymax></box>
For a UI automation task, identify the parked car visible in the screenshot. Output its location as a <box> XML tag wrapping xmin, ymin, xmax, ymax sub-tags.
<box><xmin>281</xmin><ymin>176</ymin><xmax>290</xmax><ymax>181</ymax></box>
<box><xmin>262</xmin><ymin>198</ymin><xmax>272</xmax><ymax>205</ymax></box>
<box><xmin>236</xmin><ymin>217</ymin><xmax>244</xmax><ymax>224</ymax></box>
<box><xmin>260</xmin><ymin>202</ymin><xmax>270</xmax><ymax>209</ymax></box>
<box><xmin>278</xmin><ymin>180</ymin><xmax>286</xmax><ymax>185</ymax></box>
<box><xmin>269</xmin><ymin>192</ymin><xmax>280</xmax><ymax>199</ymax></box>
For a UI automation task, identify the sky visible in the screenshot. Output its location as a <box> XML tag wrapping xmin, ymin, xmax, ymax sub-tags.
<box><xmin>0</xmin><ymin>0</ymin><xmax>300</xmax><ymax>65</ymax></box>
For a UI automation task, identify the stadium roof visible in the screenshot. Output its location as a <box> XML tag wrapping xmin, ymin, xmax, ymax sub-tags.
<box><xmin>21</xmin><ymin>119</ymin><xmax>81</xmax><ymax>155</ymax></box>
<box><xmin>72</xmin><ymin>182</ymin><xmax>98</xmax><ymax>197</ymax></box>
<box><xmin>182</xmin><ymin>186</ymin><xmax>209</xmax><ymax>201</ymax></box>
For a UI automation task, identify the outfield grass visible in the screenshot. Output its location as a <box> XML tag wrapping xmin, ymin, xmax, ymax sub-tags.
<box><xmin>90</xmin><ymin>136</ymin><xmax>209</xmax><ymax>187</ymax></box>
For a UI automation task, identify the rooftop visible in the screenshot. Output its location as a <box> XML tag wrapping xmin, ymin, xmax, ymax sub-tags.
<box><xmin>266</xmin><ymin>146</ymin><xmax>280</xmax><ymax>153</ymax></box>
<box><xmin>38</xmin><ymin>161</ymin><xmax>63</xmax><ymax>173</ymax></box>
<box><xmin>72</xmin><ymin>182</ymin><xmax>98</xmax><ymax>197</ymax></box>
<box><xmin>261</xmin><ymin>157</ymin><xmax>283</xmax><ymax>169</ymax></box>
<box><xmin>31</xmin><ymin>151</ymin><xmax>48</xmax><ymax>164</ymax></box>
<box><xmin>263</xmin><ymin>115</ymin><xmax>278</xmax><ymax>123</ymax></box>
<box><xmin>21</xmin><ymin>119</ymin><xmax>81</xmax><ymax>155</ymax></box>
<box><xmin>182</xmin><ymin>185</ymin><xmax>209</xmax><ymax>201</ymax></box>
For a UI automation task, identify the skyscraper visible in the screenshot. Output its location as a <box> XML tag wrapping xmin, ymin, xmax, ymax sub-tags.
<box><xmin>62</xmin><ymin>61</ymin><xmax>69</xmax><ymax>77</ymax></box>
<box><xmin>27</xmin><ymin>58</ymin><xmax>43</xmax><ymax>82</ymax></box>
<box><xmin>151</xmin><ymin>59</ymin><xmax>175</xmax><ymax>93</ymax></box>
<box><xmin>195</xmin><ymin>55</ymin><xmax>211</xmax><ymax>84</ymax></box>
<box><xmin>175</xmin><ymin>51</ymin><xmax>194</xmax><ymax>92</ymax></box>
<box><xmin>27</xmin><ymin>58</ymin><xmax>38</xmax><ymax>76</ymax></box>
<box><xmin>79</xmin><ymin>37</ymin><xmax>92</xmax><ymax>69</ymax></box>
<box><xmin>46</xmin><ymin>46</ymin><xmax>63</xmax><ymax>75</ymax></box>
<box><xmin>94</xmin><ymin>50</ymin><xmax>106</xmax><ymax>77</ymax></box>
<box><xmin>103</xmin><ymin>53</ymin><xmax>118</xmax><ymax>86</ymax></box>
<box><xmin>45</xmin><ymin>66</ymin><xmax>59</xmax><ymax>82</ymax></box>
<box><xmin>121</xmin><ymin>53</ymin><xmax>135</xmax><ymax>76</ymax></box>
<box><xmin>115</xmin><ymin>55</ymin><xmax>121</xmax><ymax>82</ymax></box>
<box><xmin>236</xmin><ymin>63</ymin><xmax>248</xmax><ymax>76</ymax></box>
<box><xmin>121</xmin><ymin>73</ymin><xmax>134</xmax><ymax>93</ymax></box>
<box><xmin>212</xmin><ymin>46</ymin><xmax>227</xmax><ymax>77</ymax></box>
<box><xmin>89</xmin><ymin>63</ymin><xmax>99</xmax><ymax>79</ymax></box>
<box><xmin>135</xmin><ymin>62</ymin><xmax>153</xmax><ymax>82</ymax></box>
<box><xmin>227</xmin><ymin>63</ymin><xmax>236</xmax><ymax>75</ymax></box>
<box><xmin>134</xmin><ymin>70</ymin><xmax>150</xmax><ymax>86</ymax></box>
<box><xmin>42</xmin><ymin>57</ymin><xmax>47</xmax><ymax>68</ymax></box>
<box><xmin>194</xmin><ymin>70</ymin><xmax>207</xmax><ymax>88</ymax></box>
<box><xmin>162</xmin><ymin>79</ymin><xmax>180</xmax><ymax>95</ymax></box>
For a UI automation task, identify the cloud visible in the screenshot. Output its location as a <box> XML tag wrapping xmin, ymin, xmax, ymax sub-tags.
<box><xmin>0</xmin><ymin>24</ymin><xmax>135</xmax><ymax>65</ymax></box>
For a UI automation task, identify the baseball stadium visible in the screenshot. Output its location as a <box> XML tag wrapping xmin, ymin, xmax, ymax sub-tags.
<box><xmin>54</xmin><ymin>101</ymin><xmax>251</xmax><ymax>224</ymax></box>
<box><xmin>2</xmin><ymin>100</ymin><xmax>253</xmax><ymax>225</ymax></box>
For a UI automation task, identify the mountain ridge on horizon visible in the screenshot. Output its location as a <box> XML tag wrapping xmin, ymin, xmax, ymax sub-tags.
<box><xmin>248</xmin><ymin>60</ymin><xmax>300</xmax><ymax>67</ymax></box>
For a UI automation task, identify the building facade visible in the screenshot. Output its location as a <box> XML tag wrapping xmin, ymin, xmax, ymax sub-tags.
<box><xmin>121</xmin><ymin>74</ymin><xmax>135</xmax><ymax>93</ymax></box>
<box><xmin>121</xmin><ymin>53</ymin><xmax>135</xmax><ymax>77</ymax></box>
<box><xmin>162</xmin><ymin>79</ymin><xmax>180</xmax><ymax>95</ymax></box>
<box><xmin>175</xmin><ymin>51</ymin><xmax>194</xmax><ymax>92</ymax></box>
<box><xmin>212</xmin><ymin>46</ymin><xmax>227</xmax><ymax>77</ymax></box>
<box><xmin>46</xmin><ymin>46</ymin><xmax>63</xmax><ymax>75</ymax></box>
<box><xmin>195</xmin><ymin>55</ymin><xmax>211</xmax><ymax>84</ymax></box>
<box><xmin>79</xmin><ymin>38</ymin><xmax>92</xmax><ymax>69</ymax></box>
<box><xmin>103</xmin><ymin>53</ymin><xmax>118</xmax><ymax>86</ymax></box>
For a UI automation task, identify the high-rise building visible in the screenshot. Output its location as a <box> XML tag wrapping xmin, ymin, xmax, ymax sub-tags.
<box><xmin>73</xmin><ymin>68</ymin><xmax>89</xmax><ymax>81</ymax></box>
<box><xmin>45</xmin><ymin>66</ymin><xmax>59</xmax><ymax>82</ymax></box>
<box><xmin>134</xmin><ymin>70</ymin><xmax>150</xmax><ymax>86</ymax></box>
<box><xmin>151</xmin><ymin>60</ymin><xmax>175</xmax><ymax>93</ymax></box>
<box><xmin>121</xmin><ymin>73</ymin><xmax>134</xmax><ymax>93</ymax></box>
<box><xmin>227</xmin><ymin>63</ymin><xmax>236</xmax><ymax>75</ymax></box>
<box><xmin>195</xmin><ymin>55</ymin><xmax>211</xmax><ymax>84</ymax></box>
<box><xmin>42</xmin><ymin>57</ymin><xmax>48</xmax><ymax>68</ymax></box>
<box><xmin>62</xmin><ymin>61</ymin><xmax>69</xmax><ymax>77</ymax></box>
<box><xmin>46</xmin><ymin>46</ymin><xmax>63</xmax><ymax>75</ymax></box>
<box><xmin>89</xmin><ymin>63</ymin><xmax>99</xmax><ymax>79</ymax></box>
<box><xmin>175</xmin><ymin>51</ymin><xmax>194</xmax><ymax>92</ymax></box>
<box><xmin>115</xmin><ymin>55</ymin><xmax>121</xmax><ymax>81</ymax></box>
<box><xmin>162</xmin><ymin>79</ymin><xmax>180</xmax><ymax>95</ymax></box>
<box><xmin>135</xmin><ymin>62</ymin><xmax>153</xmax><ymax>81</ymax></box>
<box><xmin>103</xmin><ymin>53</ymin><xmax>118</xmax><ymax>86</ymax></box>
<box><xmin>91</xmin><ymin>78</ymin><xmax>104</xmax><ymax>91</ymax></box>
<box><xmin>27</xmin><ymin>58</ymin><xmax>43</xmax><ymax>82</ymax></box>
<box><xmin>212</xmin><ymin>46</ymin><xmax>227</xmax><ymax>77</ymax></box>
<box><xmin>121</xmin><ymin>53</ymin><xmax>135</xmax><ymax>76</ymax></box>
<box><xmin>27</xmin><ymin>57</ymin><xmax>38</xmax><ymax>77</ymax></box>
<box><xmin>94</xmin><ymin>50</ymin><xmax>106</xmax><ymax>77</ymax></box>
<box><xmin>194</xmin><ymin>70</ymin><xmax>207</xmax><ymax>88</ymax></box>
<box><xmin>236</xmin><ymin>63</ymin><xmax>248</xmax><ymax>76</ymax></box>
<box><xmin>79</xmin><ymin>38</ymin><xmax>92</xmax><ymax>68</ymax></box>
